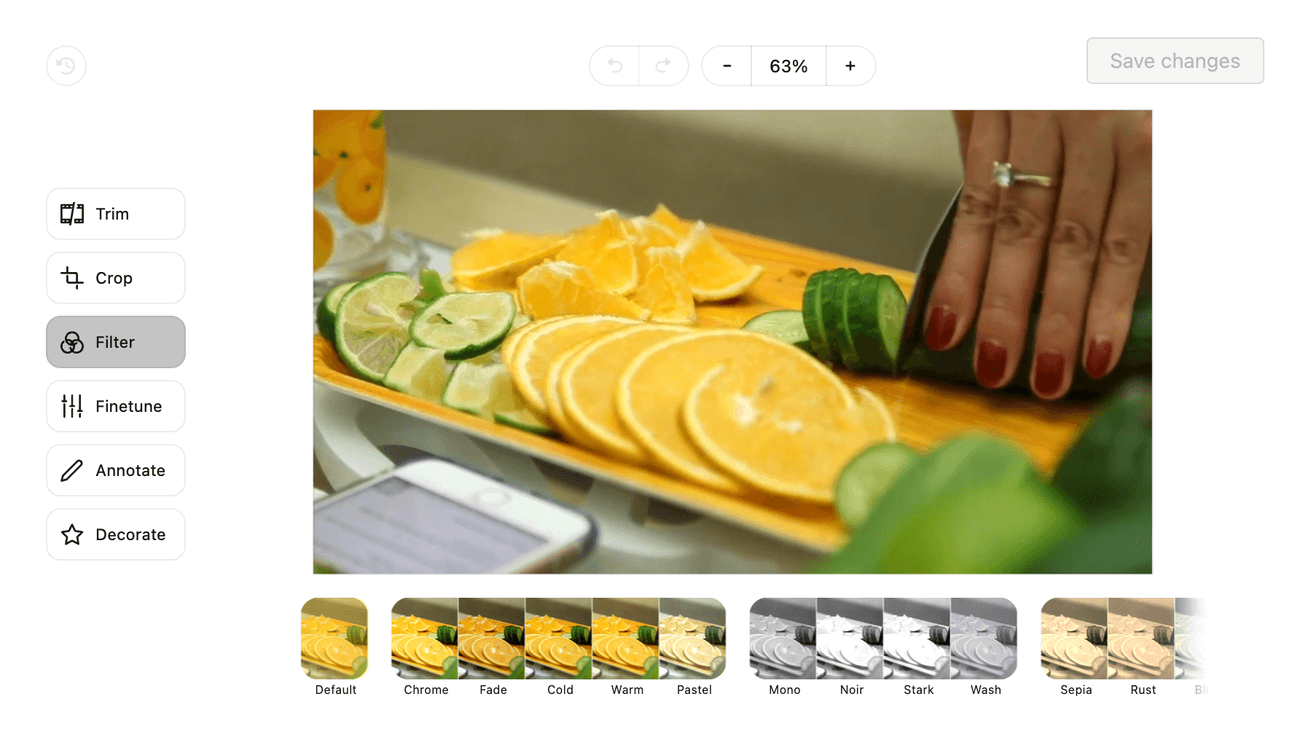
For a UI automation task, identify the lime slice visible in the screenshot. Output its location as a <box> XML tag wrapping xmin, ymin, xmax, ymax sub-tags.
<box><xmin>381</xmin><ymin>343</ymin><xmax>449</xmax><ymax>399</ymax></box>
<box><xmin>494</xmin><ymin>407</ymin><xmax>555</xmax><ymax>435</ymax></box>
<box><xmin>410</xmin><ymin>291</ymin><xmax>516</xmax><ymax>360</ymax></box>
<box><xmin>315</xmin><ymin>281</ymin><xmax>356</xmax><ymax>344</ymax></box>
<box><xmin>335</xmin><ymin>273</ymin><xmax>421</xmax><ymax>382</ymax></box>
<box><xmin>742</xmin><ymin>309</ymin><xmax>810</xmax><ymax>352</ymax></box>
<box><xmin>442</xmin><ymin>362</ymin><xmax>514</xmax><ymax>417</ymax></box>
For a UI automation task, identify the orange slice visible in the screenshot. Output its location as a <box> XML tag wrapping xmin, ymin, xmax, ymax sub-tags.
<box><xmin>678</xmin><ymin>222</ymin><xmax>764</xmax><ymax>301</ymax></box>
<box><xmin>630</xmin><ymin>247</ymin><xmax>697</xmax><ymax>324</ymax></box>
<box><xmin>549</xmin><ymin>639</ymin><xmax>586</xmax><ymax>668</ymax></box>
<box><xmin>501</xmin><ymin>318</ymin><xmax>553</xmax><ymax>369</ymax></box>
<box><xmin>508</xmin><ymin>315</ymin><xmax>638</xmax><ymax>418</ymax></box>
<box><xmin>554</xmin><ymin>210</ymin><xmax>638</xmax><ymax>294</ymax></box>
<box><xmin>544</xmin><ymin>347</ymin><xmax>591</xmax><ymax>441</ymax></box>
<box><xmin>617</xmin><ymin>330</ymin><xmax>803</xmax><ymax>493</ymax></box>
<box><xmin>335</xmin><ymin>157</ymin><xmax>385</xmax><ymax>225</ymax></box>
<box><xmin>482</xmin><ymin>639</ymin><xmax>520</xmax><ymax>667</ymax></box>
<box><xmin>451</xmin><ymin>230</ymin><xmax>566</xmax><ymax>283</ymax></box>
<box><xmin>558</xmin><ymin>324</ymin><xmax>693</xmax><ymax>463</ymax></box>
<box><xmin>681</xmin><ymin>358</ymin><xmax>895</xmax><ymax>503</ymax></box>
<box><xmin>313</xmin><ymin>210</ymin><xmax>334</xmax><ymax>271</ymax></box>
<box><xmin>516</xmin><ymin>261</ymin><xmax>650</xmax><ymax>321</ymax></box>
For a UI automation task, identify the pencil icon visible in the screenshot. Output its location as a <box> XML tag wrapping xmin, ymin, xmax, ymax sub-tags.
<box><xmin>60</xmin><ymin>459</ymin><xmax>83</xmax><ymax>482</ymax></box>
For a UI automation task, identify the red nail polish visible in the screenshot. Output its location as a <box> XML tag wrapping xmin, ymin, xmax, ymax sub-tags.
<box><xmin>976</xmin><ymin>341</ymin><xmax>1008</xmax><ymax>388</ymax></box>
<box><xmin>926</xmin><ymin>306</ymin><xmax>957</xmax><ymax>350</ymax></box>
<box><xmin>1034</xmin><ymin>352</ymin><xmax>1065</xmax><ymax>397</ymax></box>
<box><xmin>1085</xmin><ymin>339</ymin><xmax>1113</xmax><ymax>380</ymax></box>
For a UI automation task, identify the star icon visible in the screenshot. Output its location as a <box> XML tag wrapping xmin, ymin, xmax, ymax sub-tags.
<box><xmin>61</xmin><ymin>523</ymin><xmax>83</xmax><ymax>545</ymax></box>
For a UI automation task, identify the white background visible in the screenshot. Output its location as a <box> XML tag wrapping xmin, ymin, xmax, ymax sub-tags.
<box><xmin>3</xmin><ymin>0</ymin><xmax>1293</xmax><ymax>746</ymax></box>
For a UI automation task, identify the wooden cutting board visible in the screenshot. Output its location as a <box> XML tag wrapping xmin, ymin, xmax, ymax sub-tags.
<box><xmin>313</xmin><ymin>224</ymin><xmax>1093</xmax><ymax>552</ymax></box>
<box><xmin>524</xmin><ymin>615</ymin><xmax>591</xmax><ymax>676</ymax></box>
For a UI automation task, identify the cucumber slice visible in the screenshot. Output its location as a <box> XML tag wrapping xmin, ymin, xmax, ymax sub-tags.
<box><xmin>409</xmin><ymin>291</ymin><xmax>516</xmax><ymax>360</ymax></box>
<box><xmin>835</xmin><ymin>442</ymin><xmax>920</xmax><ymax>528</ymax></box>
<box><xmin>819</xmin><ymin>269</ymin><xmax>854</xmax><ymax>365</ymax></box>
<box><xmin>802</xmin><ymin>271</ymin><xmax>836</xmax><ymax>361</ymax></box>
<box><xmin>334</xmin><ymin>272</ymin><xmax>421</xmax><ymax>383</ymax></box>
<box><xmin>381</xmin><ymin>343</ymin><xmax>449</xmax><ymax>399</ymax></box>
<box><xmin>316</xmin><ymin>281</ymin><xmax>356</xmax><ymax>344</ymax></box>
<box><xmin>846</xmin><ymin>273</ymin><xmax>906</xmax><ymax>371</ymax></box>
<box><xmin>742</xmin><ymin>310</ymin><xmax>811</xmax><ymax>352</ymax></box>
<box><xmin>835</xmin><ymin>273</ymin><xmax>875</xmax><ymax>370</ymax></box>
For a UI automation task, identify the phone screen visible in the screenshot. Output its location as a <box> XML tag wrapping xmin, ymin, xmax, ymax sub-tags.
<box><xmin>314</xmin><ymin>477</ymin><xmax>547</xmax><ymax>573</ymax></box>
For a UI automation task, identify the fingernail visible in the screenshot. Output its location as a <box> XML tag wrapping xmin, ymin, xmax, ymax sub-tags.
<box><xmin>1085</xmin><ymin>338</ymin><xmax>1113</xmax><ymax>380</ymax></box>
<box><xmin>1033</xmin><ymin>352</ymin><xmax>1066</xmax><ymax>397</ymax></box>
<box><xmin>926</xmin><ymin>306</ymin><xmax>957</xmax><ymax>350</ymax></box>
<box><xmin>976</xmin><ymin>340</ymin><xmax>1008</xmax><ymax>388</ymax></box>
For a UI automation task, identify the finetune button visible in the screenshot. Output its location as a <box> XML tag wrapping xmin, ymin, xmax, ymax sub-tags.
<box><xmin>1087</xmin><ymin>38</ymin><xmax>1264</xmax><ymax>83</ymax></box>
<box><xmin>48</xmin><ymin>508</ymin><xmax>185</xmax><ymax>560</ymax></box>
<box><xmin>48</xmin><ymin>252</ymin><xmax>185</xmax><ymax>304</ymax></box>
<box><xmin>48</xmin><ymin>380</ymin><xmax>185</xmax><ymax>432</ymax></box>
<box><xmin>48</xmin><ymin>445</ymin><xmax>184</xmax><ymax>496</ymax></box>
<box><xmin>47</xmin><ymin>188</ymin><xmax>185</xmax><ymax>239</ymax></box>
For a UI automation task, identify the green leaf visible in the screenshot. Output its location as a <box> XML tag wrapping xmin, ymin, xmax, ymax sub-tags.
<box><xmin>371</xmin><ymin>111</ymin><xmax>384</xmax><ymax>128</ymax></box>
<box><xmin>351</xmin><ymin>656</ymin><xmax>368</xmax><ymax>678</ymax></box>
<box><xmin>509</xmin><ymin>655</ymin><xmax>526</xmax><ymax>680</ymax></box>
<box><xmin>1052</xmin><ymin>378</ymin><xmax>1152</xmax><ymax>517</ymax></box>
<box><xmin>441</xmin><ymin>656</ymin><xmax>459</xmax><ymax>678</ymax></box>
<box><xmin>574</xmin><ymin>655</ymin><xmax>592</xmax><ymax>679</ymax></box>
<box><xmin>313</xmin><ymin>147</ymin><xmax>321</xmax><ymax>156</ymax></box>
<box><xmin>811</xmin><ymin>436</ymin><xmax>1082</xmax><ymax>573</ymax></box>
<box><xmin>1026</xmin><ymin>508</ymin><xmax>1152</xmax><ymax>573</ymax></box>
<box><xmin>640</xmin><ymin>656</ymin><xmax>659</xmax><ymax>679</ymax></box>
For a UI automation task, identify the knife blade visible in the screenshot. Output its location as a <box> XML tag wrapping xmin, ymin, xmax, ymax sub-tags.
<box><xmin>894</xmin><ymin>188</ymin><xmax>962</xmax><ymax>373</ymax></box>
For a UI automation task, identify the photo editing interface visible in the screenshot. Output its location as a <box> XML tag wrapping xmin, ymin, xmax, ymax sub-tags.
<box><xmin>13</xmin><ymin>2</ymin><xmax>1289</xmax><ymax>746</ymax></box>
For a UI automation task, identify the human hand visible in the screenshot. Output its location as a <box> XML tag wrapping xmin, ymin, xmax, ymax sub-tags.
<box><xmin>926</xmin><ymin>111</ymin><xmax>1151</xmax><ymax>399</ymax></box>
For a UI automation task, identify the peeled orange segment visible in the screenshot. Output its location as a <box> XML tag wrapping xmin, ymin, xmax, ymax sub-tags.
<box><xmin>678</xmin><ymin>222</ymin><xmax>764</xmax><ymax>301</ymax></box>
<box><xmin>648</xmin><ymin>203</ymin><xmax>694</xmax><ymax>239</ymax></box>
<box><xmin>558</xmin><ymin>324</ymin><xmax>693</xmax><ymax>464</ymax></box>
<box><xmin>681</xmin><ymin>357</ymin><xmax>895</xmax><ymax>503</ymax></box>
<box><xmin>451</xmin><ymin>229</ymin><xmax>567</xmax><ymax>283</ymax></box>
<box><xmin>631</xmin><ymin>247</ymin><xmax>697</xmax><ymax>324</ymax></box>
<box><xmin>516</xmin><ymin>261</ymin><xmax>650</xmax><ymax>321</ymax></box>
<box><xmin>617</xmin><ymin>330</ymin><xmax>807</xmax><ymax>493</ymax></box>
<box><xmin>508</xmin><ymin>315</ymin><xmax>639</xmax><ymax>417</ymax></box>
<box><xmin>554</xmin><ymin>210</ymin><xmax>638</xmax><ymax>295</ymax></box>
<box><xmin>627</xmin><ymin>217</ymin><xmax>683</xmax><ymax>269</ymax></box>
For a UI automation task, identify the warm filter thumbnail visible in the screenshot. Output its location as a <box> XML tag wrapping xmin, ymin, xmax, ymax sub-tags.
<box><xmin>591</xmin><ymin>599</ymin><xmax>660</xmax><ymax>679</ymax></box>
<box><xmin>301</xmin><ymin>598</ymin><xmax>368</xmax><ymax>679</ymax></box>
<box><xmin>391</xmin><ymin>598</ymin><xmax>459</xmax><ymax>679</ymax></box>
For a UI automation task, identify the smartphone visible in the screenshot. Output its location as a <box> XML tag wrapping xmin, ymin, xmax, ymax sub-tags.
<box><xmin>313</xmin><ymin>458</ymin><xmax>596</xmax><ymax>574</ymax></box>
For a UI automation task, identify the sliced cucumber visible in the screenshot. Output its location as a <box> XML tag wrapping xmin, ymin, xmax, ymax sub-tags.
<box><xmin>834</xmin><ymin>442</ymin><xmax>920</xmax><ymax>528</ymax></box>
<box><xmin>847</xmin><ymin>273</ymin><xmax>906</xmax><ymax>371</ymax></box>
<box><xmin>819</xmin><ymin>269</ymin><xmax>854</xmax><ymax>365</ymax></box>
<box><xmin>410</xmin><ymin>291</ymin><xmax>516</xmax><ymax>360</ymax></box>
<box><xmin>835</xmin><ymin>273</ymin><xmax>875</xmax><ymax>370</ymax></box>
<box><xmin>316</xmin><ymin>282</ymin><xmax>356</xmax><ymax>344</ymax></box>
<box><xmin>742</xmin><ymin>310</ymin><xmax>811</xmax><ymax>352</ymax></box>
<box><xmin>382</xmin><ymin>343</ymin><xmax>449</xmax><ymax>399</ymax></box>
<box><xmin>802</xmin><ymin>271</ymin><xmax>836</xmax><ymax>361</ymax></box>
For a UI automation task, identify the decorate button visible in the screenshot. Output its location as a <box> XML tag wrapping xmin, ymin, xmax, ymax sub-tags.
<box><xmin>48</xmin><ymin>508</ymin><xmax>185</xmax><ymax>561</ymax></box>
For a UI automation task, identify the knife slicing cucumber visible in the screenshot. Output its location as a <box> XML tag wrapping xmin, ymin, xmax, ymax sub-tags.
<box><xmin>904</xmin><ymin>296</ymin><xmax>1152</xmax><ymax>393</ymax></box>
<box><xmin>800</xmin><ymin>269</ymin><xmax>908</xmax><ymax>371</ymax></box>
<box><xmin>742</xmin><ymin>310</ymin><xmax>811</xmax><ymax>352</ymax></box>
<box><xmin>834</xmin><ymin>442</ymin><xmax>920</xmax><ymax>528</ymax></box>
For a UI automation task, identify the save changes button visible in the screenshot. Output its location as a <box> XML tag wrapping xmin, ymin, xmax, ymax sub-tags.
<box><xmin>1088</xmin><ymin>38</ymin><xmax>1263</xmax><ymax>83</ymax></box>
